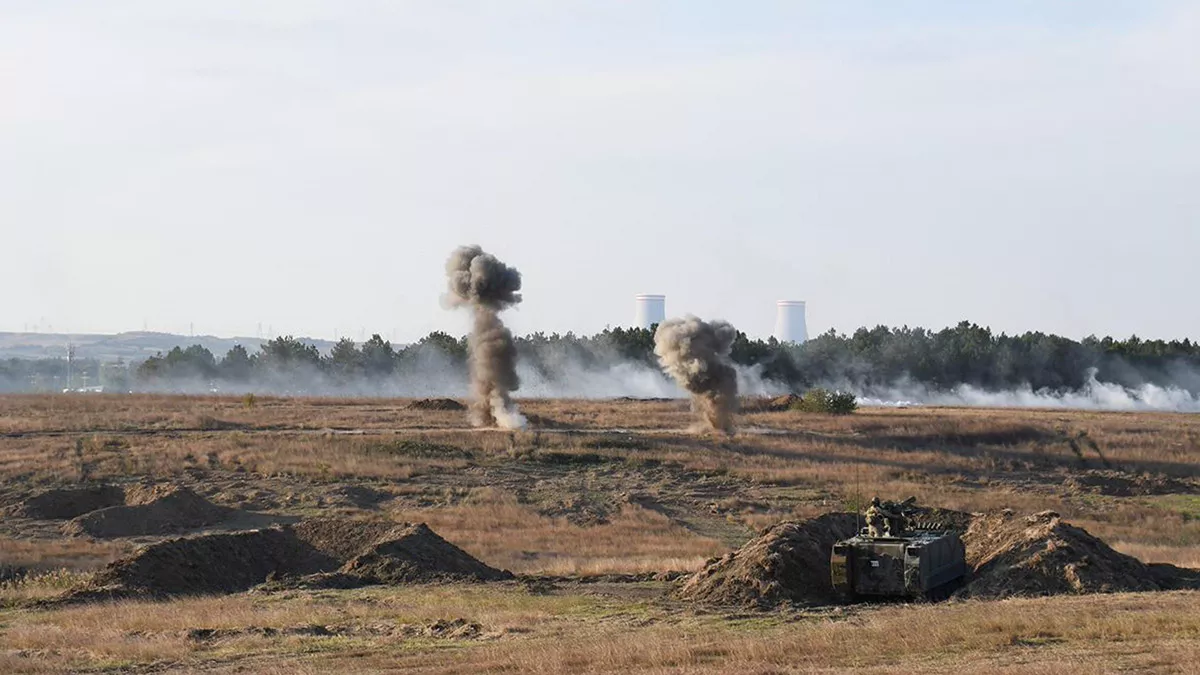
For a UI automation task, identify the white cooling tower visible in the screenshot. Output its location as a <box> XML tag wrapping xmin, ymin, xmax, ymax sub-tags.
<box><xmin>774</xmin><ymin>300</ymin><xmax>808</xmax><ymax>344</ymax></box>
<box><xmin>634</xmin><ymin>294</ymin><xmax>666</xmax><ymax>329</ymax></box>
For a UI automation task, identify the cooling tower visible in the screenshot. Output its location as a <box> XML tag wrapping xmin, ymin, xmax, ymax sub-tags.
<box><xmin>774</xmin><ymin>300</ymin><xmax>808</xmax><ymax>344</ymax></box>
<box><xmin>634</xmin><ymin>294</ymin><xmax>666</xmax><ymax>329</ymax></box>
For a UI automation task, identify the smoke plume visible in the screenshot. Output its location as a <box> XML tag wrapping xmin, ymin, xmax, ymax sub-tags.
<box><xmin>443</xmin><ymin>245</ymin><xmax>526</xmax><ymax>429</ymax></box>
<box><xmin>654</xmin><ymin>316</ymin><xmax>739</xmax><ymax>432</ymax></box>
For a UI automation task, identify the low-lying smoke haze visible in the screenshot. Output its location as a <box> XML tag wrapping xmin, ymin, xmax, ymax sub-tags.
<box><xmin>27</xmin><ymin>334</ymin><xmax>1200</xmax><ymax>413</ymax></box>
<box><xmin>858</xmin><ymin>373</ymin><xmax>1200</xmax><ymax>413</ymax></box>
<box><xmin>653</xmin><ymin>316</ymin><xmax>740</xmax><ymax>432</ymax></box>
<box><xmin>443</xmin><ymin>245</ymin><xmax>525</xmax><ymax>429</ymax></box>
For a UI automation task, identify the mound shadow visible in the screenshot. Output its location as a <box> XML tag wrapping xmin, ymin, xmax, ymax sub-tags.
<box><xmin>63</xmin><ymin>484</ymin><xmax>233</xmax><ymax>538</ymax></box>
<box><xmin>9</xmin><ymin>486</ymin><xmax>125</xmax><ymax>520</ymax></box>
<box><xmin>12</xmin><ymin>483</ymin><xmax>235</xmax><ymax>538</ymax></box>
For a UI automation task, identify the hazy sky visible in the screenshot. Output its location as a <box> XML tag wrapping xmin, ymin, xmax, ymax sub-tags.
<box><xmin>3</xmin><ymin>1</ymin><xmax>1197</xmax><ymax>343</ymax></box>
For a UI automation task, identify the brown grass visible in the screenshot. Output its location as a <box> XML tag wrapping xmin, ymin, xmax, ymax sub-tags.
<box><xmin>388</xmin><ymin>487</ymin><xmax>726</xmax><ymax>574</ymax></box>
<box><xmin>1</xmin><ymin>395</ymin><xmax>1198</xmax><ymax>672</ymax></box>
<box><xmin>0</xmin><ymin>433</ymin><xmax>471</xmax><ymax>483</ymax></box>
<box><xmin>438</xmin><ymin>591</ymin><xmax>1200</xmax><ymax>674</ymax></box>
<box><xmin>3</xmin><ymin>398</ymin><xmax>1198</xmax><ymax>565</ymax></box>
<box><xmin>2</xmin><ymin>584</ymin><xmax>1197</xmax><ymax>674</ymax></box>
<box><xmin>0</xmin><ymin>537</ymin><xmax>129</xmax><ymax>572</ymax></box>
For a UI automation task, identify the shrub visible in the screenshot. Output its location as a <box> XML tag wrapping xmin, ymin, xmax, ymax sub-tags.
<box><xmin>792</xmin><ymin>388</ymin><xmax>858</xmax><ymax>415</ymax></box>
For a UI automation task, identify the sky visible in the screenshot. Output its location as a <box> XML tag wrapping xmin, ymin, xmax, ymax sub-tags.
<box><xmin>2</xmin><ymin>1</ymin><xmax>1198</xmax><ymax>343</ymax></box>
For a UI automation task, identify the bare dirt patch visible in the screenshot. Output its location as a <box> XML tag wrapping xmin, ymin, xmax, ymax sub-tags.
<box><xmin>184</xmin><ymin>617</ymin><xmax>487</xmax><ymax>644</ymax></box>
<box><xmin>1063</xmin><ymin>470</ymin><xmax>1196</xmax><ymax>497</ymax></box>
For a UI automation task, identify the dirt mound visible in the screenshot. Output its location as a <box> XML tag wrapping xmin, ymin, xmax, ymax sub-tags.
<box><xmin>740</xmin><ymin>394</ymin><xmax>800</xmax><ymax>413</ymax></box>
<box><xmin>76</xmin><ymin>529</ymin><xmax>328</xmax><ymax>599</ymax></box>
<box><xmin>65</xmin><ymin>519</ymin><xmax>510</xmax><ymax>601</ymax></box>
<box><xmin>955</xmin><ymin>510</ymin><xmax>1167</xmax><ymax>599</ymax></box>
<box><xmin>406</xmin><ymin>398</ymin><xmax>467</xmax><ymax>411</ymax></box>
<box><xmin>10</xmin><ymin>486</ymin><xmax>125</xmax><ymax>520</ymax></box>
<box><xmin>328</xmin><ymin>485</ymin><xmax>392</xmax><ymax>509</ymax></box>
<box><xmin>253</xmin><ymin>571</ymin><xmax>372</xmax><ymax>592</ymax></box>
<box><xmin>339</xmin><ymin>522</ymin><xmax>512</xmax><ymax>583</ymax></box>
<box><xmin>677</xmin><ymin>513</ymin><xmax>859</xmax><ymax>607</ymax></box>
<box><xmin>523</xmin><ymin>413</ymin><xmax>571</xmax><ymax>429</ymax></box>
<box><xmin>1149</xmin><ymin>563</ymin><xmax>1200</xmax><ymax>590</ymax></box>
<box><xmin>766</xmin><ymin>394</ymin><xmax>800</xmax><ymax>411</ymax></box>
<box><xmin>1064</xmin><ymin>470</ymin><xmax>1195</xmax><ymax>497</ymax></box>
<box><xmin>63</xmin><ymin>485</ymin><xmax>231</xmax><ymax>538</ymax></box>
<box><xmin>290</xmin><ymin>519</ymin><xmax>402</xmax><ymax>562</ymax></box>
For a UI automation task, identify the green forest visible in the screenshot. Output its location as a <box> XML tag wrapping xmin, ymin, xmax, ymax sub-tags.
<box><xmin>3</xmin><ymin>321</ymin><xmax>1198</xmax><ymax>400</ymax></box>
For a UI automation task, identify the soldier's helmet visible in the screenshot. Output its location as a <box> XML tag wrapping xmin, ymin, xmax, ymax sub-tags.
<box><xmin>870</xmin><ymin>497</ymin><xmax>881</xmax><ymax>507</ymax></box>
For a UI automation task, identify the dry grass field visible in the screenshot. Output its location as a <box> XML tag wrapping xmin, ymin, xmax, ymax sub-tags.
<box><xmin>0</xmin><ymin>394</ymin><xmax>1197</xmax><ymax>673</ymax></box>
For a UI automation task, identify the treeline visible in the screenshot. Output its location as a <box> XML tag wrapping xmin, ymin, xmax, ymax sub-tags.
<box><xmin>134</xmin><ymin>334</ymin><xmax>457</xmax><ymax>393</ymax></box>
<box><xmin>788</xmin><ymin>322</ymin><xmax>1200</xmax><ymax>393</ymax></box>
<box><xmin>0</xmin><ymin>356</ymin><xmax>126</xmax><ymax>393</ymax></box>
<box><xmin>3</xmin><ymin>321</ymin><xmax>1199</xmax><ymax>396</ymax></box>
<box><xmin>130</xmin><ymin>328</ymin><xmax>659</xmax><ymax>394</ymax></box>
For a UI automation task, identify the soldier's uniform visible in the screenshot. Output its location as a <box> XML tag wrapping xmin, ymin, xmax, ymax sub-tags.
<box><xmin>865</xmin><ymin>498</ymin><xmax>887</xmax><ymax>537</ymax></box>
<box><xmin>880</xmin><ymin>498</ymin><xmax>915</xmax><ymax>536</ymax></box>
<box><xmin>883</xmin><ymin>503</ymin><xmax>906</xmax><ymax>537</ymax></box>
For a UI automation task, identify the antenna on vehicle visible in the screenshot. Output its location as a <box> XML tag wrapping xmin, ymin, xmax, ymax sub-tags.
<box><xmin>855</xmin><ymin>459</ymin><xmax>862</xmax><ymax>534</ymax></box>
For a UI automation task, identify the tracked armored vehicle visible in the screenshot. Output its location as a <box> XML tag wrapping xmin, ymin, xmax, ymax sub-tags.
<box><xmin>831</xmin><ymin>498</ymin><xmax>967</xmax><ymax>601</ymax></box>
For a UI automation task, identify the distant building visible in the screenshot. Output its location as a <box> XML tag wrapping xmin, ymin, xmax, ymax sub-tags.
<box><xmin>634</xmin><ymin>294</ymin><xmax>666</xmax><ymax>330</ymax></box>
<box><xmin>774</xmin><ymin>301</ymin><xmax>808</xmax><ymax>344</ymax></box>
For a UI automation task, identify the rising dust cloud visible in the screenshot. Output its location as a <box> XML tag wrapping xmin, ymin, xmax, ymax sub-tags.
<box><xmin>443</xmin><ymin>245</ymin><xmax>526</xmax><ymax>429</ymax></box>
<box><xmin>654</xmin><ymin>316</ymin><xmax>740</xmax><ymax>432</ymax></box>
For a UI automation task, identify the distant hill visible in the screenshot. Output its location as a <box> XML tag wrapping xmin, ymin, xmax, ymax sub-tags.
<box><xmin>0</xmin><ymin>331</ymin><xmax>338</xmax><ymax>362</ymax></box>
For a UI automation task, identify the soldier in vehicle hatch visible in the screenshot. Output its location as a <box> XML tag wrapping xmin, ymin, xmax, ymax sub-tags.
<box><xmin>865</xmin><ymin>497</ymin><xmax>888</xmax><ymax>537</ymax></box>
<box><xmin>866</xmin><ymin>496</ymin><xmax>916</xmax><ymax>537</ymax></box>
<box><xmin>883</xmin><ymin>496</ymin><xmax>917</xmax><ymax>536</ymax></box>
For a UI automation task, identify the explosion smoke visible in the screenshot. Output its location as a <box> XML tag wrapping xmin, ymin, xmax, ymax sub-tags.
<box><xmin>654</xmin><ymin>316</ymin><xmax>739</xmax><ymax>432</ymax></box>
<box><xmin>443</xmin><ymin>245</ymin><xmax>526</xmax><ymax>429</ymax></box>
